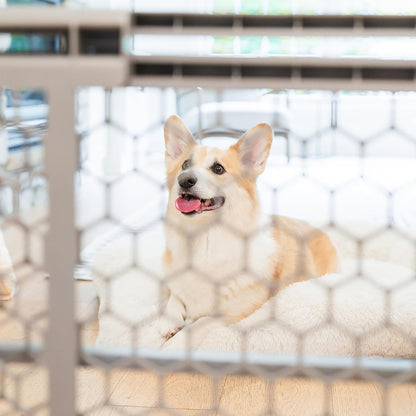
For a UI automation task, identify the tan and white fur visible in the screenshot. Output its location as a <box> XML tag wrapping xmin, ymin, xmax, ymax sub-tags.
<box><xmin>156</xmin><ymin>115</ymin><xmax>338</xmax><ymax>342</ymax></box>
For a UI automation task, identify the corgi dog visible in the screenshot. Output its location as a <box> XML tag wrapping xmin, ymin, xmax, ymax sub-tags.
<box><xmin>157</xmin><ymin>115</ymin><xmax>338</xmax><ymax>341</ymax></box>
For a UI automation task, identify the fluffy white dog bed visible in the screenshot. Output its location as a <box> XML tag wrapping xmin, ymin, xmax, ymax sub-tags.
<box><xmin>164</xmin><ymin>260</ymin><xmax>416</xmax><ymax>357</ymax></box>
<box><xmin>93</xmin><ymin>221</ymin><xmax>416</xmax><ymax>357</ymax></box>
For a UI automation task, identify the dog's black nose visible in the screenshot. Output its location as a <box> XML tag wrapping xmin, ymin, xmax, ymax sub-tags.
<box><xmin>178</xmin><ymin>173</ymin><xmax>197</xmax><ymax>189</ymax></box>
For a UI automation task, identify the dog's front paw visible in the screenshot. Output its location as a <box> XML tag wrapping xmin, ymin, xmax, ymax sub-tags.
<box><xmin>138</xmin><ymin>318</ymin><xmax>183</xmax><ymax>348</ymax></box>
<box><xmin>165</xmin><ymin>327</ymin><xmax>181</xmax><ymax>339</ymax></box>
<box><xmin>157</xmin><ymin>317</ymin><xmax>183</xmax><ymax>340</ymax></box>
<box><xmin>164</xmin><ymin>317</ymin><xmax>222</xmax><ymax>351</ymax></box>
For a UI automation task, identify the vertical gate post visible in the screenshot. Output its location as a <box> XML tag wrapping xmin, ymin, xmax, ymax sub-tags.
<box><xmin>45</xmin><ymin>82</ymin><xmax>77</xmax><ymax>416</ymax></box>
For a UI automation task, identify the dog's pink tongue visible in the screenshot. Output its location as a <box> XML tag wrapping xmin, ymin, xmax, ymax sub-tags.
<box><xmin>175</xmin><ymin>197</ymin><xmax>201</xmax><ymax>213</ymax></box>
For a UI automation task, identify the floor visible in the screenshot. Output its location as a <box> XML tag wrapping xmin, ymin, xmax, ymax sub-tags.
<box><xmin>1</xmin><ymin>272</ymin><xmax>416</xmax><ymax>415</ymax></box>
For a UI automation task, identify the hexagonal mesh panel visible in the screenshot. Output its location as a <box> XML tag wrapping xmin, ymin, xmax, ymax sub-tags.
<box><xmin>0</xmin><ymin>87</ymin><xmax>49</xmax><ymax>414</ymax></box>
<box><xmin>75</xmin><ymin>87</ymin><xmax>416</xmax><ymax>415</ymax></box>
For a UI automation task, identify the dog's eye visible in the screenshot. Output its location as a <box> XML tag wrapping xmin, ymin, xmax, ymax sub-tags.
<box><xmin>211</xmin><ymin>163</ymin><xmax>225</xmax><ymax>175</ymax></box>
<box><xmin>182</xmin><ymin>159</ymin><xmax>191</xmax><ymax>170</ymax></box>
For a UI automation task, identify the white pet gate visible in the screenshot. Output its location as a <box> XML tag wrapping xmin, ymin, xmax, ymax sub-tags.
<box><xmin>0</xmin><ymin>6</ymin><xmax>416</xmax><ymax>415</ymax></box>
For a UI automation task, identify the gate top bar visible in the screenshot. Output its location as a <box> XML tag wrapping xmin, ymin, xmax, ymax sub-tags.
<box><xmin>0</xmin><ymin>56</ymin><xmax>128</xmax><ymax>87</ymax></box>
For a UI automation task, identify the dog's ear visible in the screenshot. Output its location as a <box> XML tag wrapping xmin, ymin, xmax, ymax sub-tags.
<box><xmin>164</xmin><ymin>116</ymin><xmax>196</xmax><ymax>164</ymax></box>
<box><xmin>232</xmin><ymin>123</ymin><xmax>273</xmax><ymax>177</ymax></box>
